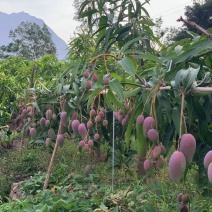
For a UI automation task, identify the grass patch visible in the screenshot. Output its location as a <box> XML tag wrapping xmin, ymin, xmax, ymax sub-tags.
<box><xmin>0</xmin><ymin>139</ymin><xmax>212</xmax><ymax>211</ymax></box>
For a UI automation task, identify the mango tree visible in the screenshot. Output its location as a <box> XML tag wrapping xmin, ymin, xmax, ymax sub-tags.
<box><xmin>10</xmin><ymin>1</ymin><xmax>212</xmax><ymax>204</ymax></box>
<box><xmin>73</xmin><ymin>0</ymin><xmax>212</xmax><ymax>195</ymax></box>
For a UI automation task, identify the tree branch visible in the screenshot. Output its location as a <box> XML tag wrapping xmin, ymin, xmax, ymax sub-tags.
<box><xmin>177</xmin><ymin>16</ymin><xmax>212</xmax><ymax>39</ymax></box>
<box><xmin>0</xmin><ymin>125</ymin><xmax>9</xmax><ymax>129</ymax></box>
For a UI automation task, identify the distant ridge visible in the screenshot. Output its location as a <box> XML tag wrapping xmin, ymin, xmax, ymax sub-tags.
<box><xmin>0</xmin><ymin>11</ymin><xmax>68</xmax><ymax>60</ymax></box>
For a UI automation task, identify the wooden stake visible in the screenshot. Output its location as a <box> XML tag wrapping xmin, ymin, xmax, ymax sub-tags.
<box><xmin>43</xmin><ymin>122</ymin><xmax>62</xmax><ymax>190</ymax></box>
<box><xmin>43</xmin><ymin>142</ymin><xmax>59</xmax><ymax>190</ymax></box>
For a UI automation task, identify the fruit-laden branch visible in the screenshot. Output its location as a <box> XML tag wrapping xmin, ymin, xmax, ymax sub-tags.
<box><xmin>177</xmin><ymin>16</ymin><xmax>212</xmax><ymax>39</ymax></box>
<box><xmin>178</xmin><ymin>92</ymin><xmax>185</xmax><ymax>150</ymax></box>
<box><xmin>88</xmin><ymin>54</ymin><xmax>119</xmax><ymax>65</ymax></box>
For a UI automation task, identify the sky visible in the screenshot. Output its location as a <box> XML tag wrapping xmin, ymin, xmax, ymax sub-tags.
<box><xmin>0</xmin><ymin>0</ymin><xmax>194</xmax><ymax>44</ymax></box>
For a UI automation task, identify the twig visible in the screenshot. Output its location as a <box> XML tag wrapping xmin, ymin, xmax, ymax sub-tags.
<box><xmin>177</xmin><ymin>16</ymin><xmax>212</xmax><ymax>39</ymax></box>
<box><xmin>178</xmin><ymin>92</ymin><xmax>185</xmax><ymax>150</ymax></box>
<box><xmin>88</xmin><ymin>54</ymin><xmax>119</xmax><ymax>65</ymax></box>
<box><xmin>135</xmin><ymin>73</ymin><xmax>145</xmax><ymax>85</ymax></box>
<box><xmin>0</xmin><ymin>125</ymin><xmax>9</xmax><ymax>129</ymax></box>
<box><xmin>43</xmin><ymin>142</ymin><xmax>59</xmax><ymax>190</ymax></box>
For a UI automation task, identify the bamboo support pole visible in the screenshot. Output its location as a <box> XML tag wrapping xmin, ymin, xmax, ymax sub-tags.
<box><xmin>0</xmin><ymin>125</ymin><xmax>9</xmax><ymax>129</ymax></box>
<box><xmin>43</xmin><ymin>142</ymin><xmax>59</xmax><ymax>190</ymax></box>
<box><xmin>99</xmin><ymin>86</ymin><xmax>212</xmax><ymax>94</ymax></box>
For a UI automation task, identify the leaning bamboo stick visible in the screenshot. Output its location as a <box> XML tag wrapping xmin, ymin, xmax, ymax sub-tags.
<box><xmin>0</xmin><ymin>125</ymin><xmax>9</xmax><ymax>129</ymax></box>
<box><xmin>98</xmin><ymin>86</ymin><xmax>212</xmax><ymax>94</ymax></box>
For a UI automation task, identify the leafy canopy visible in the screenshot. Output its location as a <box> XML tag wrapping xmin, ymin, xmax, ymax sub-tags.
<box><xmin>0</xmin><ymin>22</ymin><xmax>56</xmax><ymax>60</ymax></box>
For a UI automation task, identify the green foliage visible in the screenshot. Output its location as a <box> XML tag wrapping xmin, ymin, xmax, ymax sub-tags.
<box><xmin>0</xmin><ymin>129</ymin><xmax>20</xmax><ymax>148</ymax></box>
<box><xmin>0</xmin><ymin>146</ymin><xmax>50</xmax><ymax>202</ymax></box>
<box><xmin>0</xmin><ymin>0</ymin><xmax>212</xmax><ymax>210</ymax></box>
<box><xmin>0</xmin><ymin>22</ymin><xmax>56</xmax><ymax>60</ymax></box>
<box><xmin>68</xmin><ymin>31</ymin><xmax>96</xmax><ymax>63</ymax></box>
<box><xmin>0</xmin><ymin>56</ymin><xmax>30</xmax><ymax>120</ymax></box>
<box><xmin>68</xmin><ymin>0</ymin><xmax>212</xmax><ymax>196</ymax></box>
<box><xmin>2</xmin><ymin>147</ymin><xmax>50</xmax><ymax>179</ymax></box>
<box><xmin>185</xmin><ymin>1</ymin><xmax>212</xmax><ymax>33</ymax></box>
<box><xmin>170</xmin><ymin>0</ymin><xmax>212</xmax><ymax>41</ymax></box>
<box><xmin>0</xmin><ymin>141</ymin><xmax>212</xmax><ymax>211</ymax></box>
<box><xmin>0</xmin><ymin>55</ymin><xmax>67</xmax><ymax>125</ymax></box>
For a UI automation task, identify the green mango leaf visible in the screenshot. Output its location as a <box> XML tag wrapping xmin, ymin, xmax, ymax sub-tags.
<box><xmin>116</xmin><ymin>30</ymin><xmax>130</xmax><ymax>41</ymax></box>
<box><xmin>157</xmin><ymin>90</ymin><xmax>172</xmax><ymax>123</ymax></box>
<box><xmin>73</xmin><ymin>82</ymin><xmax>79</xmax><ymax>96</ymax></box>
<box><xmin>139</xmin><ymin>19</ymin><xmax>155</xmax><ymax>26</ymax></box>
<box><xmin>172</xmin><ymin>106</ymin><xmax>180</xmax><ymax>136</ymax></box>
<box><xmin>186</xmin><ymin>95</ymin><xmax>196</xmax><ymax>127</ymax></box>
<box><xmin>125</xmin><ymin>100</ymin><xmax>143</xmax><ymax>150</ymax></box>
<box><xmin>198</xmin><ymin>120</ymin><xmax>208</xmax><ymax>137</ymax></box>
<box><xmin>112</xmin><ymin>206</ymin><xmax>119</xmax><ymax>212</ymax></box>
<box><xmin>87</xmin><ymin>87</ymin><xmax>102</xmax><ymax>110</ymax></box>
<box><xmin>116</xmin><ymin>26</ymin><xmax>131</xmax><ymax>41</ymax></box>
<box><xmin>118</xmin><ymin>57</ymin><xmax>135</xmax><ymax>77</ymax></box>
<box><xmin>124</xmin><ymin>87</ymin><xmax>142</xmax><ymax>98</ymax></box>
<box><xmin>40</xmin><ymin>96</ymin><xmax>58</xmax><ymax>104</ymax></box>
<box><xmin>110</xmin><ymin>73</ymin><xmax>122</xmax><ymax>81</ymax></box>
<box><xmin>141</xmin><ymin>6</ymin><xmax>150</xmax><ymax>17</ymax></box>
<box><xmin>104</xmin><ymin>27</ymin><xmax>113</xmax><ymax>46</ymax></box>
<box><xmin>183</xmin><ymin>66</ymin><xmax>199</xmax><ymax>92</ymax></box>
<box><xmin>33</xmin><ymin>101</ymin><xmax>41</xmax><ymax>113</ymax></box>
<box><xmin>165</xmin><ymin>63</ymin><xmax>184</xmax><ymax>81</ymax></box>
<box><xmin>56</xmin><ymin>83</ymin><xmax>62</xmax><ymax>95</ymax></box>
<box><xmin>68</xmin><ymin>99</ymin><xmax>77</xmax><ymax>109</ymax></box>
<box><xmin>35</xmin><ymin>139</ymin><xmax>45</xmax><ymax>144</ymax></box>
<box><xmin>88</xmin><ymin>15</ymin><xmax>92</xmax><ymax>32</ymax></box>
<box><xmin>124</xmin><ymin>50</ymin><xmax>162</xmax><ymax>64</ymax></box>
<box><xmin>81</xmin><ymin>78</ymin><xmax>87</xmax><ymax>90</ymax></box>
<box><xmin>175</xmin><ymin>66</ymin><xmax>200</xmax><ymax>92</ymax></box>
<box><xmin>174</xmin><ymin>69</ymin><xmax>185</xmax><ymax>90</ymax></box>
<box><xmin>78</xmin><ymin>0</ymin><xmax>90</xmax><ymax>15</ymax></box>
<box><xmin>192</xmin><ymin>96</ymin><xmax>206</xmax><ymax>121</ymax></box>
<box><xmin>192</xmin><ymin>37</ymin><xmax>212</xmax><ymax>50</ymax></box>
<box><xmin>100</xmin><ymin>202</ymin><xmax>108</xmax><ymax>210</ymax></box>
<box><xmin>107</xmin><ymin>89</ymin><xmax>125</xmax><ymax>110</ymax></box>
<box><xmin>175</xmin><ymin>39</ymin><xmax>212</xmax><ymax>64</ymax></box>
<box><xmin>175</xmin><ymin>48</ymin><xmax>201</xmax><ymax>64</ymax></box>
<box><xmin>104</xmin><ymin>94</ymin><xmax>116</xmax><ymax>111</ymax></box>
<box><xmin>109</xmin><ymin>78</ymin><xmax>124</xmax><ymax>101</ymax></box>
<box><xmin>79</xmin><ymin>9</ymin><xmax>98</xmax><ymax>18</ymax></box>
<box><xmin>63</xmin><ymin>84</ymin><xmax>70</xmax><ymax>92</ymax></box>
<box><xmin>107</xmin><ymin>13</ymin><xmax>114</xmax><ymax>22</ymax></box>
<box><xmin>121</xmin><ymin>36</ymin><xmax>145</xmax><ymax>52</ymax></box>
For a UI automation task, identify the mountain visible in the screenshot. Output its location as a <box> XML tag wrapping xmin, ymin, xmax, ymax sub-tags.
<box><xmin>0</xmin><ymin>11</ymin><xmax>68</xmax><ymax>60</ymax></box>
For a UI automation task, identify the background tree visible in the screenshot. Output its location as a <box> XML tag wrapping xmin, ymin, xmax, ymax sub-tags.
<box><xmin>155</xmin><ymin>0</ymin><xmax>212</xmax><ymax>44</ymax></box>
<box><xmin>0</xmin><ymin>54</ymin><xmax>66</xmax><ymax>125</ymax></box>
<box><xmin>0</xmin><ymin>22</ymin><xmax>56</xmax><ymax>60</ymax></box>
<box><xmin>185</xmin><ymin>0</ymin><xmax>212</xmax><ymax>32</ymax></box>
<box><xmin>153</xmin><ymin>17</ymin><xmax>182</xmax><ymax>45</ymax></box>
<box><xmin>172</xmin><ymin>0</ymin><xmax>212</xmax><ymax>41</ymax></box>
